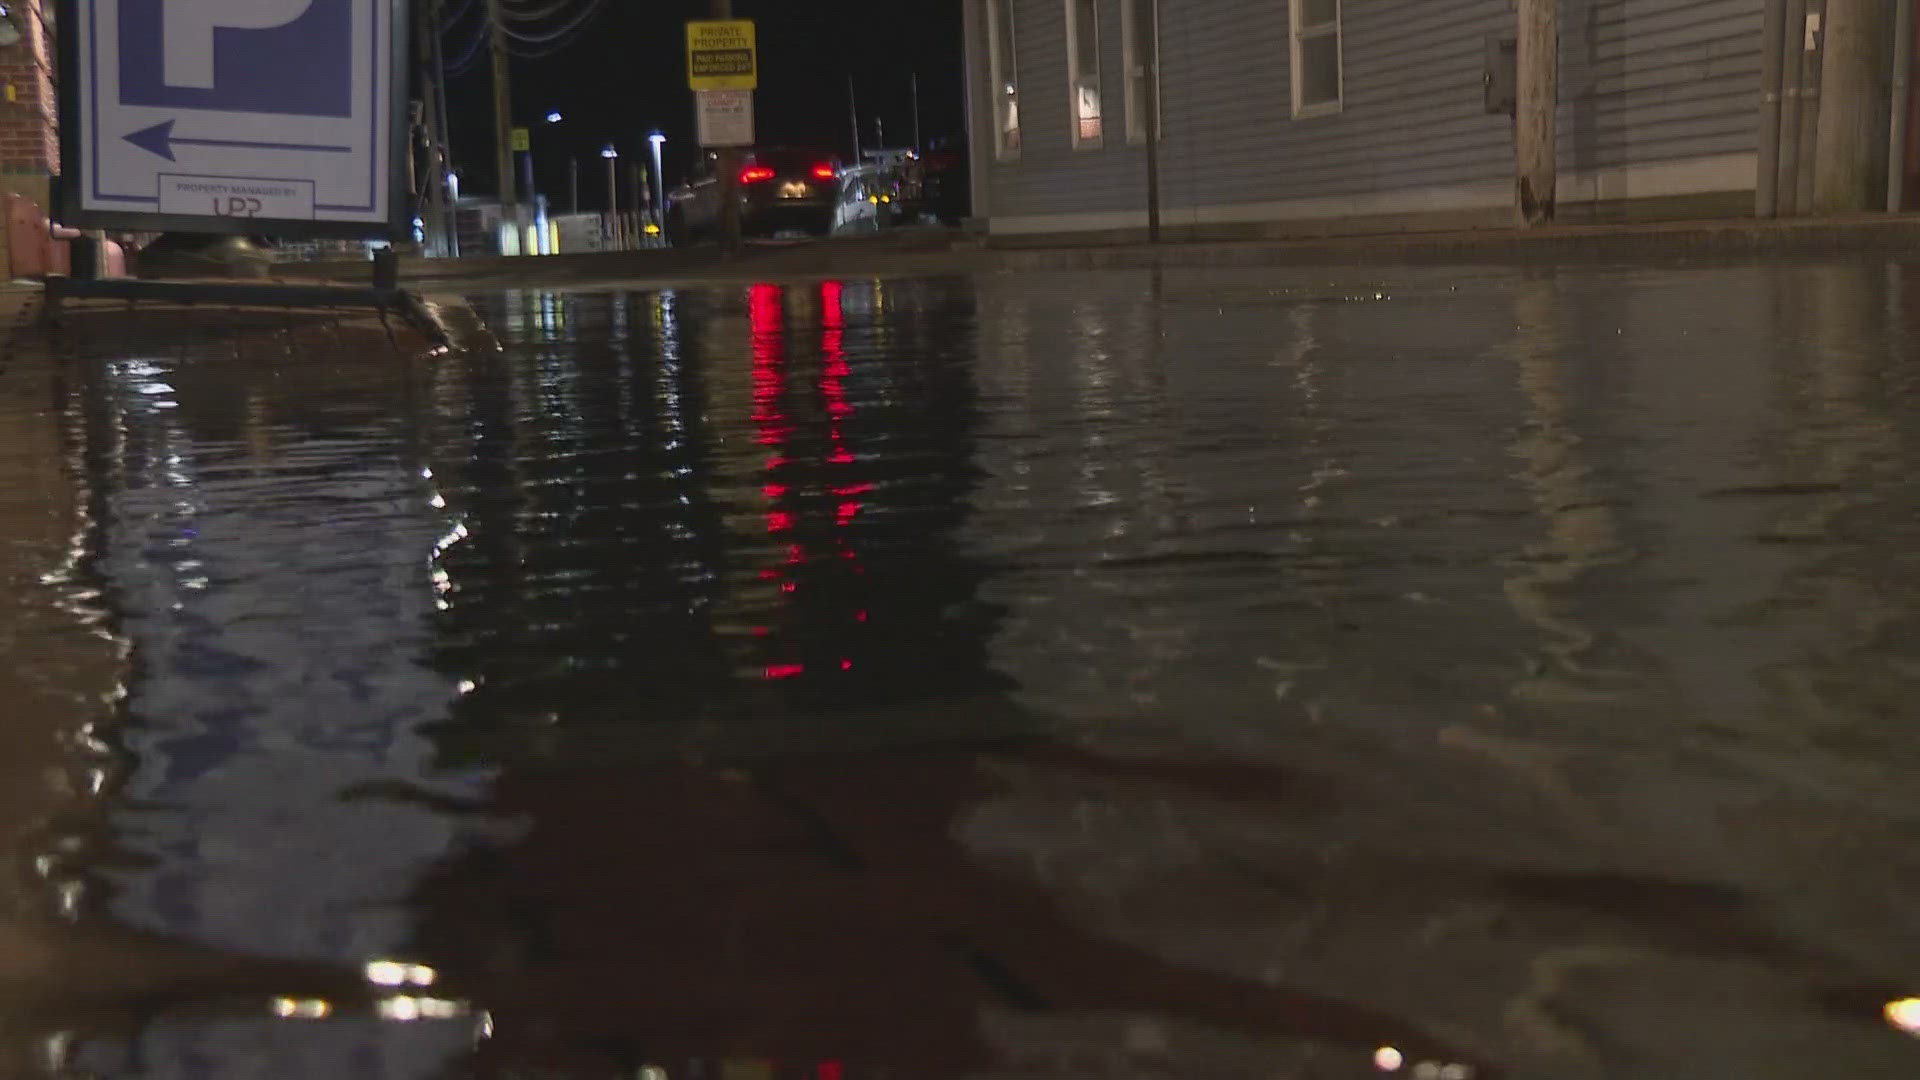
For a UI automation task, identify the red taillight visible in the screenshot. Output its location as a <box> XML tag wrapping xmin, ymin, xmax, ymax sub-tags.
<box><xmin>740</xmin><ymin>166</ymin><xmax>776</xmax><ymax>184</ymax></box>
<box><xmin>812</xmin><ymin>163</ymin><xmax>837</xmax><ymax>180</ymax></box>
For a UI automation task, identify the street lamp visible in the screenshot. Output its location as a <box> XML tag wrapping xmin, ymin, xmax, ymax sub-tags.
<box><xmin>648</xmin><ymin>132</ymin><xmax>667</xmax><ymax>226</ymax></box>
<box><xmin>602</xmin><ymin>143</ymin><xmax>619</xmax><ymax>216</ymax></box>
<box><xmin>517</xmin><ymin>109</ymin><xmax>565</xmax><ymax>212</ymax></box>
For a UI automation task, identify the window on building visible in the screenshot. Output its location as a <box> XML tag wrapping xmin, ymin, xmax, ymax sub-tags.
<box><xmin>1290</xmin><ymin>0</ymin><xmax>1342</xmax><ymax>117</ymax></box>
<box><xmin>1121</xmin><ymin>0</ymin><xmax>1160</xmax><ymax>143</ymax></box>
<box><xmin>1066</xmin><ymin>0</ymin><xmax>1103</xmax><ymax>148</ymax></box>
<box><xmin>988</xmin><ymin>0</ymin><xmax>1021</xmax><ymax>159</ymax></box>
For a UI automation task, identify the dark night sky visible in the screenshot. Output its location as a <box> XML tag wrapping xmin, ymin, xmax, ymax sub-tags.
<box><xmin>440</xmin><ymin>2</ymin><xmax>966</xmax><ymax>208</ymax></box>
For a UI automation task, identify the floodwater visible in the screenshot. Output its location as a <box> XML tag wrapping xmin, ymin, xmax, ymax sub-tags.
<box><xmin>5</xmin><ymin>263</ymin><xmax>1920</xmax><ymax>1079</ymax></box>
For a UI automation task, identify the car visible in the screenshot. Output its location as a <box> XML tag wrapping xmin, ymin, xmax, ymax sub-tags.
<box><xmin>666</xmin><ymin>148</ymin><xmax>842</xmax><ymax>242</ymax></box>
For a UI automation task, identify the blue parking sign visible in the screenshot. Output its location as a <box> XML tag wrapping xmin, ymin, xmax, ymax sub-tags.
<box><xmin>58</xmin><ymin>0</ymin><xmax>408</xmax><ymax>238</ymax></box>
<box><xmin>118</xmin><ymin>0</ymin><xmax>355</xmax><ymax>118</ymax></box>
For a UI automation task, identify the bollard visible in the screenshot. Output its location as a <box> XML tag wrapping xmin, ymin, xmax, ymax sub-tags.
<box><xmin>372</xmin><ymin>246</ymin><xmax>399</xmax><ymax>291</ymax></box>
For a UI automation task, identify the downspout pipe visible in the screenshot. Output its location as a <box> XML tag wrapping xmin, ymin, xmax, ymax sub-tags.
<box><xmin>1759</xmin><ymin>0</ymin><xmax>1788</xmax><ymax>217</ymax></box>
<box><xmin>1778</xmin><ymin>0</ymin><xmax>1809</xmax><ymax>215</ymax></box>
<box><xmin>1890</xmin><ymin>0</ymin><xmax>1913</xmax><ymax>212</ymax></box>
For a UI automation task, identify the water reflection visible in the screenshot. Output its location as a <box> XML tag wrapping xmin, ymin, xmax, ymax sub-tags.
<box><xmin>425</xmin><ymin>281</ymin><xmax>1007</xmax><ymax>760</ymax></box>
<box><xmin>405</xmin><ymin>281</ymin><xmax>1042</xmax><ymax>1075</ymax></box>
<box><xmin>21</xmin><ymin>266</ymin><xmax>1920</xmax><ymax>1078</ymax></box>
<box><xmin>55</xmin><ymin>315</ymin><xmax>494</xmax><ymax>1078</ymax></box>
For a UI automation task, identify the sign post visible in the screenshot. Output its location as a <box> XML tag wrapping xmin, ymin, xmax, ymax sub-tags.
<box><xmin>46</xmin><ymin>0</ymin><xmax>431</xmax><ymax>337</ymax></box>
<box><xmin>57</xmin><ymin>0</ymin><xmax>411</xmax><ymax>240</ymax></box>
<box><xmin>688</xmin><ymin>15</ymin><xmax>755</xmax><ymax>244</ymax></box>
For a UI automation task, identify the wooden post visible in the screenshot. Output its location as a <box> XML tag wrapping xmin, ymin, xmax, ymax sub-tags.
<box><xmin>1814</xmin><ymin>0</ymin><xmax>1895</xmax><ymax>212</ymax></box>
<box><xmin>713</xmin><ymin>0</ymin><xmax>743</xmax><ymax>246</ymax></box>
<box><xmin>1516</xmin><ymin>0</ymin><xmax>1558</xmax><ymax>226</ymax></box>
<box><xmin>486</xmin><ymin>0</ymin><xmax>516</xmax><ymax>227</ymax></box>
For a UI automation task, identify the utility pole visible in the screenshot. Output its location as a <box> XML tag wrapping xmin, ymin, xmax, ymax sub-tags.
<box><xmin>416</xmin><ymin>0</ymin><xmax>445</xmax><ymax>253</ymax></box>
<box><xmin>487</xmin><ymin>0</ymin><xmax>517</xmax><ymax>238</ymax></box>
<box><xmin>1516</xmin><ymin>0</ymin><xmax>1558</xmax><ymax>225</ymax></box>
<box><xmin>713</xmin><ymin>0</ymin><xmax>742</xmax><ymax>246</ymax></box>
<box><xmin>429</xmin><ymin>0</ymin><xmax>459</xmax><ymax>255</ymax></box>
<box><xmin>1814</xmin><ymin>0</ymin><xmax>1895</xmax><ymax>212</ymax></box>
<box><xmin>569</xmin><ymin>158</ymin><xmax>579</xmax><ymax>214</ymax></box>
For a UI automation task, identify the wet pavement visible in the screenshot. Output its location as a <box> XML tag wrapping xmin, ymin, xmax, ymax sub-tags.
<box><xmin>4</xmin><ymin>263</ymin><xmax>1920</xmax><ymax>1078</ymax></box>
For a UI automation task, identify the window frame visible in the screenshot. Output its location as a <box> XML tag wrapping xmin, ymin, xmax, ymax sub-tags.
<box><xmin>1065</xmin><ymin>0</ymin><xmax>1105</xmax><ymax>150</ymax></box>
<box><xmin>987</xmin><ymin>0</ymin><xmax>1022</xmax><ymax>160</ymax></box>
<box><xmin>1120</xmin><ymin>0</ymin><xmax>1161</xmax><ymax>144</ymax></box>
<box><xmin>1289</xmin><ymin>0</ymin><xmax>1343</xmax><ymax>119</ymax></box>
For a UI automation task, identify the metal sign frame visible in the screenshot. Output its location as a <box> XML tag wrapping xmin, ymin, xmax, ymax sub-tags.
<box><xmin>54</xmin><ymin>0</ymin><xmax>412</xmax><ymax>240</ymax></box>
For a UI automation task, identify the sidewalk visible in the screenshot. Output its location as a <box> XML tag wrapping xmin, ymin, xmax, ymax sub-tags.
<box><xmin>274</xmin><ymin>213</ymin><xmax>1920</xmax><ymax>291</ymax></box>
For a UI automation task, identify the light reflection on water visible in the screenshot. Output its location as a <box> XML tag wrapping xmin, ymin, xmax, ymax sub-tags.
<box><xmin>19</xmin><ymin>265</ymin><xmax>1920</xmax><ymax>1078</ymax></box>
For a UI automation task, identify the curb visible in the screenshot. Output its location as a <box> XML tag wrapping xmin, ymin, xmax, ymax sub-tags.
<box><xmin>276</xmin><ymin>215</ymin><xmax>1920</xmax><ymax>290</ymax></box>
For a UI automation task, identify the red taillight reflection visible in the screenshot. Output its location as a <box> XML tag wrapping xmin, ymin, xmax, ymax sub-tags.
<box><xmin>740</xmin><ymin>166</ymin><xmax>776</xmax><ymax>184</ymax></box>
<box><xmin>812</xmin><ymin>163</ymin><xmax>837</xmax><ymax>180</ymax></box>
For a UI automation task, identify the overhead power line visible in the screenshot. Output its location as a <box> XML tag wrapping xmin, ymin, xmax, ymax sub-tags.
<box><xmin>495</xmin><ymin>0</ymin><xmax>613</xmax><ymax>56</ymax></box>
<box><xmin>440</xmin><ymin>0</ymin><xmax>479</xmax><ymax>32</ymax></box>
<box><xmin>496</xmin><ymin>0</ymin><xmax>580</xmax><ymax>22</ymax></box>
<box><xmin>445</xmin><ymin>8</ymin><xmax>491</xmax><ymax>75</ymax></box>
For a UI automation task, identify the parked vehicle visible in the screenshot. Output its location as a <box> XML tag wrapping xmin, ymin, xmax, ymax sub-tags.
<box><xmin>666</xmin><ymin>148</ymin><xmax>841</xmax><ymax>241</ymax></box>
<box><xmin>830</xmin><ymin>162</ymin><xmax>902</xmax><ymax>234</ymax></box>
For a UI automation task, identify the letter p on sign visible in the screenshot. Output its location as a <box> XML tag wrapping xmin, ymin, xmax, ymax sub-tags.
<box><xmin>119</xmin><ymin>0</ymin><xmax>353</xmax><ymax>118</ymax></box>
<box><xmin>163</xmin><ymin>0</ymin><xmax>315</xmax><ymax>89</ymax></box>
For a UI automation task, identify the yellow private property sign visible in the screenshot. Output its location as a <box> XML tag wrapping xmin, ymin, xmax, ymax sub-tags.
<box><xmin>687</xmin><ymin>20</ymin><xmax>757</xmax><ymax>91</ymax></box>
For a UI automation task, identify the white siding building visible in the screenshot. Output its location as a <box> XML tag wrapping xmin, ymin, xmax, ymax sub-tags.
<box><xmin>962</xmin><ymin>0</ymin><xmax>1769</xmax><ymax>237</ymax></box>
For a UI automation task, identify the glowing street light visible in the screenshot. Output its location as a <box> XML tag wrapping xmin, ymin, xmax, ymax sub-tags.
<box><xmin>647</xmin><ymin>131</ymin><xmax>666</xmax><ymax>226</ymax></box>
<box><xmin>601</xmin><ymin>143</ymin><xmax>619</xmax><ymax>217</ymax></box>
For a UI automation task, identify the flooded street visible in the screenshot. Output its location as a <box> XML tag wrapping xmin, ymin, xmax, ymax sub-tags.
<box><xmin>6</xmin><ymin>262</ymin><xmax>1920</xmax><ymax>1078</ymax></box>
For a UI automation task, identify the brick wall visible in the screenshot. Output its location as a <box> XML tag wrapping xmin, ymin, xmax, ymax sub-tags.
<box><xmin>0</xmin><ymin>1</ymin><xmax>56</xmax><ymax>193</ymax></box>
<box><xmin>0</xmin><ymin>1</ymin><xmax>57</xmax><ymax>275</ymax></box>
